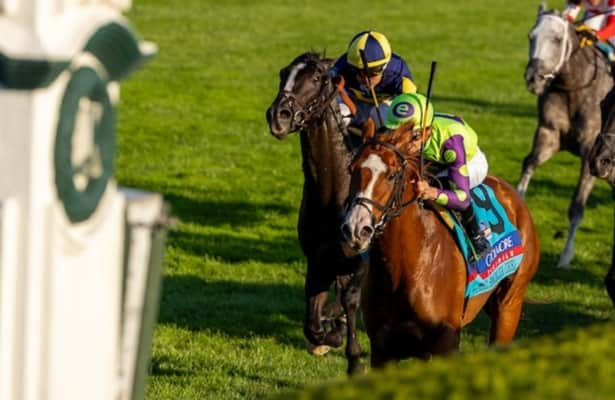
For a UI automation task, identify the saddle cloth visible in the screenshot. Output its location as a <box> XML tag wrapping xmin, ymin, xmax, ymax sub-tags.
<box><xmin>434</xmin><ymin>184</ymin><xmax>524</xmax><ymax>298</ymax></box>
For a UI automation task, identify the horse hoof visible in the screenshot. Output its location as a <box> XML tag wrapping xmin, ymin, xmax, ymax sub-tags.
<box><xmin>347</xmin><ymin>362</ymin><xmax>367</xmax><ymax>375</ymax></box>
<box><xmin>306</xmin><ymin>340</ymin><xmax>331</xmax><ymax>356</ymax></box>
<box><xmin>557</xmin><ymin>250</ymin><xmax>573</xmax><ymax>268</ymax></box>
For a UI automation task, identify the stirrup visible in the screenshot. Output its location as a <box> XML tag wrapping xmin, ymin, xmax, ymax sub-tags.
<box><xmin>469</xmin><ymin>235</ymin><xmax>491</xmax><ymax>262</ymax></box>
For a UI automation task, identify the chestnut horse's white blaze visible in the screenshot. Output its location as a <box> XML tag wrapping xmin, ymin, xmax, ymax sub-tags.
<box><xmin>361</xmin><ymin>153</ymin><xmax>387</xmax><ymax>199</ymax></box>
<box><xmin>343</xmin><ymin>153</ymin><xmax>387</xmax><ymax>252</ymax></box>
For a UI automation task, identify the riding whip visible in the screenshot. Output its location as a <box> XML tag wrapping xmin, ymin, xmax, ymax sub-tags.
<box><xmin>419</xmin><ymin>61</ymin><xmax>437</xmax><ymax>176</ymax></box>
<box><xmin>359</xmin><ymin>49</ymin><xmax>385</xmax><ymax>128</ymax></box>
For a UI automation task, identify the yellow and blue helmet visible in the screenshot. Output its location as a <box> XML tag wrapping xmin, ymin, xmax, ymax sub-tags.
<box><xmin>385</xmin><ymin>93</ymin><xmax>434</xmax><ymax>130</ymax></box>
<box><xmin>347</xmin><ymin>30</ymin><xmax>392</xmax><ymax>72</ymax></box>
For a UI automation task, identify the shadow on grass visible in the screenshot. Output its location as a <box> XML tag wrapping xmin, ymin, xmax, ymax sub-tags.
<box><xmin>433</xmin><ymin>95</ymin><xmax>536</xmax><ymax>119</ymax></box>
<box><xmin>463</xmin><ymin>297</ymin><xmax>607</xmax><ymax>343</ymax></box>
<box><xmin>157</xmin><ymin>274</ymin><xmax>304</xmax><ymax>346</ymax></box>
<box><xmin>524</xmin><ymin>176</ymin><xmax>613</xmax><ymax>211</ymax></box>
<box><xmin>167</xmin><ymin>229</ymin><xmax>303</xmax><ymax>264</ymax></box>
<box><xmin>531</xmin><ymin>252</ymin><xmax>606</xmax><ymax>290</ymax></box>
<box><xmin>159</xmin><ymin>190</ymin><xmax>305</xmax><ymax>263</ymax></box>
<box><xmin>164</xmin><ymin>192</ymin><xmax>296</xmax><ymax>228</ymax></box>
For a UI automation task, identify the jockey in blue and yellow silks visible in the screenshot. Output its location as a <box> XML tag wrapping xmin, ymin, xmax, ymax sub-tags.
<box><xmin>385</xmin><ymin>93</ymin><xmax>491</xmax><ymax>259</ymax></box>
<box><xmin>330</xmin><ymin>31</ymin><xmax>417</xmax><ymax>131</ymax></box>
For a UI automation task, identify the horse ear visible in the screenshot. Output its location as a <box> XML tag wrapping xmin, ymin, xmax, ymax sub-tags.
<box><xmin>362</xmin><ymin>117</ymin><xmax>376</xmax><ymax>141</ymax></box>
<box><xmin>538</xmin><ymin>2</ymin><xmax>546</xmax><ymax>15</ymax></box>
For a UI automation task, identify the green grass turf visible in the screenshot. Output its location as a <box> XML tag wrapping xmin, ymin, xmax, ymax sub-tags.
<box><xmin>114</xmin><ymin>1</ymin><xmax>615</xmax><ymax>398</ymax></box>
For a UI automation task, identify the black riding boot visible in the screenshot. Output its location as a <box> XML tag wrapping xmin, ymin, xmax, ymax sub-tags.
<box><xmin>460</xmin><ymin>205</ymin><xmax>491</xmax><ymax>261</ymax></box>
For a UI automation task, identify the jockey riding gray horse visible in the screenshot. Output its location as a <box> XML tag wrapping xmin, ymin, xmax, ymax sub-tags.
<box><xmin>521</xmin><ymin>5</ymin><xmax>613</xmax><ymax>267</ymax></box>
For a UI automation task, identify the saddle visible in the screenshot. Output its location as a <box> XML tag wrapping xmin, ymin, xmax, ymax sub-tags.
<box><xmin>428</xmin><ymin>184</ymin><xmax>525</xmax><ymax>298</ymax></box>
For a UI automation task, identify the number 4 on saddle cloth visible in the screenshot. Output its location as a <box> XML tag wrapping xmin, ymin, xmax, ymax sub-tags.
<box><xmin>432</xmin><ymin>184</ymin><xmax>524</xmax><ymax>298</ymax></box>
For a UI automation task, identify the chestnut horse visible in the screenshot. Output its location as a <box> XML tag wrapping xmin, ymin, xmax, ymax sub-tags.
<box><xmin>266</xmin><ymin>52</ymin><xmax>365</xmax><ymax>374</ymax></box>
<box><xmin>341</xmin><ymin>126</ymin><xmax>540</xmax><ymax>367</ymax></box>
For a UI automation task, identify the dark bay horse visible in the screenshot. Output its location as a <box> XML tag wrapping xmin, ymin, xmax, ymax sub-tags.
<box><xmin>520</xmin><ymin>6</ymin><xmax>613</xmax><ymax>267</ymax></box>
<box><xmin>266</xmin><ymin>52</ymin><xmax>365</xmax><ymax>374</ymax></box>
<box><xmin>589</xmin><ymin>103</ymin><xmax>615</xmax><ymax>306</ymax></box>
<box><xmin>340</xmin><ymin>126</ymin><xmax>540</xmax><ymax>367</ymax></box>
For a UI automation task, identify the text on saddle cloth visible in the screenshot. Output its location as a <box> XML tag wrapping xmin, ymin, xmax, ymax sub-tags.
<box><xmin>436</xmin><ymin>184</ymin><xmax>525</xmax><ymax>298</ymax></box>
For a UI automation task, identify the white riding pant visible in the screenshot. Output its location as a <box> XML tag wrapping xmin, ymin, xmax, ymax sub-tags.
<box><xmin>436</xmin><ymin>148</ymin><xmax>489</xmax><ymax>188</ymax></box>
<box><xmin>583</xmin><ymin>14</ymin><xmax>615</xmax><ymax>48</ymax></box>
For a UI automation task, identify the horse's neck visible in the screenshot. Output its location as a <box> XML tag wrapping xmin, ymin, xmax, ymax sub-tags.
<box><xmin>300</xmin><ymin>106</ymin><xmax>351</xmax><ymax>208</ymax></box>
<box><xmin>558</xmin><ymin>45</ymin><xmax>599</xmax><ymax>87</ymax></box>
<box><xmin>376</xmin><ymin>203</ymin><xmax>442</xmax><ymax>285</ymax></box>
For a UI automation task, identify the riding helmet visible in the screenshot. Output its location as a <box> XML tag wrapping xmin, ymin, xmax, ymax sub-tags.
<box><xmin>385</xmin><ymin>93</ymin><xmax>434</xmax><ymax>130</ymax></box>
<box><xmin>346</xmin><ymin>30</ymin><xmax>392</xmax><ymax>72</ymax></box>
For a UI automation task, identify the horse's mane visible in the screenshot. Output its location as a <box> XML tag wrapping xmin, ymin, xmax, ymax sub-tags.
<box><xmin>540</xmin><ymin>9</ymin><xmax>560</xmax><ymax>17</ymax></box>
<box><xmin>291</xmin><ymin>51</ymin><xmax>334</xmax><ymax>69</ymax></box>
<box><xmin>360</xmin><ymin>132</ymin><xmax>424</xmax><ymax>176</ymax></box>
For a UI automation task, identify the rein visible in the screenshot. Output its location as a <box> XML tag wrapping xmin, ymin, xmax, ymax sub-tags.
<box><xmin>348</xmin><ymin>140</ymin><xmax>421</xmax><ymax>236</ymax></box>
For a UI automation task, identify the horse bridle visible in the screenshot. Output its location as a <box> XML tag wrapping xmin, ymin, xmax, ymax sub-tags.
<box><xmin>534</xmin><ymin>14</ymin><xmax>572</xmax><ymax>81</ymax></box>
<box><xmin>534</xmin><ymin>14</ymin><xmax>605</xmax><ymax>91</ymax></box>
<box><xmin>347</xmin><ymin>140</ymin><xmax>420</xmax><ymax>236</ymax></box>
<box><xmin>275</xmin><ymin>61</ymin><xmax>338</xmax><ymax>131</ymax></box>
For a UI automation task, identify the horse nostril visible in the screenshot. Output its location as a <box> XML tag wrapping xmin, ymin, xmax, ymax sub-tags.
<box><xmin>600</xmin><ymin>158</ymin><xmax>611</xmax><ymax>167</ymax></box>
<box><xmin>278</xmin><ymin>108</ymin><xmax>292</xmax><ymax>120</ymax></box>
<box><xmin>359</xmin><ymin>225</ymin><xmax>374</xmax><ymax>240</ymax></box>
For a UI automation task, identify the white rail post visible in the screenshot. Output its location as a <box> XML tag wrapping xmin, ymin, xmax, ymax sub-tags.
<box><xmin>0</xmin><ymin>1</ymin><xmax>165</xmax><ymax>400</ymax></box>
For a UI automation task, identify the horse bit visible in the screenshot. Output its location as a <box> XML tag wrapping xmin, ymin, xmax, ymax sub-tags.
<box><xmin>346</xmin><ymin>140</ymin><xmax>419</xmax><ymax>236</ymax></box>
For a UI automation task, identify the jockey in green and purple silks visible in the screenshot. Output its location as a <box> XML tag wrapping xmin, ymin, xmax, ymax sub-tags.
<box><xmin>385</xmin><ymin>92</ymin><xmax>491</xmax><ymax>259</ymax></box>
<box><xmin>420</xmin><ymin>113</ymin><xmax>482</xmax><ymax>210</ymax></box>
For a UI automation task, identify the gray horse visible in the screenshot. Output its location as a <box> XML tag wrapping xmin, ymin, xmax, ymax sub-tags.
<box><xmin>589</xmin><ymin>99</ymin><xmax>615</xmax><ymax>306</ymax></box>
<box><xmin>521</xmin><ymin>6</ymin><xmax>613</xmax><ymax>267</ymax></box>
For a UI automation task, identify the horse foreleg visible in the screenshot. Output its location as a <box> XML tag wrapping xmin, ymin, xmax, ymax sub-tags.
<box><xmin>558</xmin><ymin>161</ymin><xmax>595</xmax><ymax>268</ymax></box>
<box><xmin>304</xmin><ymin>267</ymin><xmax>334</xmax><ymax>355</ymax></box>
<box><xmin>322</xmin><ymin>279</ymin><xmax>344</xmax><ymax>320</ymax></box>
<box><xmin>341</xmin><ymin>257</ymin><xmax>368</xmax><ymax>375</ymax></box>
<box><xmin>369</xmin><ymin>327</ymin><xmax>392</xmax><ymax>369</ymax></box>
<box><xmin>517</xmin><ymin>126</ymin><xmax>560</xmax><ymax>197</ymax></box>
<box><xmin>317</xmin><ymin>277</ymin><xmax>346</xmax><ymax>349</ymax></box>
<box><xmin>604</xmin><ymin>185</ymin><xmax>615</xmax><ymax>306</ymax></box>
<box><xmin>427</xmin><ymin>322</ymin><xmax>460</xmax><ymax>356</ymax></box>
